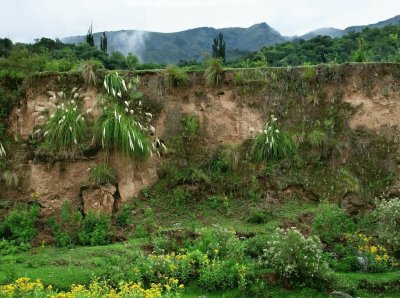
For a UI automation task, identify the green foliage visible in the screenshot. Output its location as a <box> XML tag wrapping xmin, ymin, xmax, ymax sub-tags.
<box><xmin>373</xmin><ymin>198</ymin><xmax>400</xmax><ymax>251</ymax></box>
<box><xmin>126</xmin><ymin>53</ymin><xmax>139</xmax><ymax>70</ymax></box>
<box><xmin>47</xmin><ymin>200</ymin><xmax>82</xmax><ymax>247</ymax></box>
<box><xmin>103</xmin><ymin>72</ymin><xmax>127</xmax><ymax>98</ymax></box>
<box><xmin>78</xmin><ymin>211</ymin><xmax>112</xmax><ymax>246</ymax></box>
<box><xmin>212</xmin><ymin>32</ymin><xmax>226</xmax><ymax>63</ymax></box>
<box><xmin>312</xmin><ymin>202</ymin><xmax>355</xmax><ymax>245</ymax></box>
<box><xmin>302</xmin><ymin>64</ymin><xmax>316</xmax><ymax>81</ymax></box>
<box><xmin>114</xmin><ymin>204</ymin><xmax>133</xmax><ymax>227</ymax></box>
<box><xmin>95</xmin><ymin>102</ymin><xmax>152</xmax><ymax>159</ymax></box>
<box><xmin>220</xmin><ymin>143</ymin><xmax>241</xmax><ymax>171</ymax></box>
<box><xmin>0</xmin><ymin>205</ymin><xmax>40</xmax><ymax>243</ymax></box>
<box><xmin>164</xmin><ymin>65</ymin><xmax>188</xmax><ymax>88</ymax></box>
<box><xmin>181</xmin><ymin>114</ymin><xmax>199</xmax><ymax>138</ymax></box>
<box><xmin>0</xmin><ymin>239</ymin><xmax>31</xmax><ymax>255</ymax></box>
<box><xmin>308</xmin><ymin>129</ymin><xmax>328</xmax><ymax>149</ymax></box>
<box><xmin>353</xmin><ymin>37</ymin><xmax>367</xmax><ymax>62</ymax></box>
<box><xmin>204</xmin><ymin>57</ymin><xmax>224</xmax><ymax>86</ymax></box>
<box><xmin>261</xmin><ymin>227</ymin><xmax>328</xmax><ymax>280</ymax></box>
<box><xmin>198</xmin><ymin>259</ymin><xmax>243</xmax><ymax>291</ymax></box>
<box><xmin>251</xmin><ymin>115</ymin><xmax>296</xmax><ymax>164</ymax></box>
<box><xmin>88</xmin><ymin>163</ymin><xmax>117</xmax><ymax>185</ymax></box>
<box><xmin>80</xmin><ymin>60</ymin><xmax>103</xmax><ymax>86</ymax></box>
<box><xmin>42</xmin><ymin>98</ymin><xmax>87</xmax><ymax>156</ymax></box>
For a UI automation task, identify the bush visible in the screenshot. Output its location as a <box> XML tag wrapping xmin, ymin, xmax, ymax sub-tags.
<box><xmin>261</xmin><ymin>227</ymin><xmax>328</xmax><ymax>280</ymax></box>
<box><xmin>47</xmin><ymin>200</ymin><xmax>82</xmax><ymax>247</ymax></box>
<box><xmin>42</xmin><ymin>97</ymin><xmax>87</xmax><ymax>156</ymax></box>
<box><xmin>204</xmin><ymin>58</ymin><xmax>224</xmax><ymax>86</ymax></box>
<box><xmin>373</xmin><ymin>198</ymin><xmax>400</xmax><ymax>252</ymax></box>
<box><xmin>311</xmin><ymin>202</ymin><xmax>355</xmax><ymax>245</ymax></box>
<box><xmin>88</xmin><ymin>163</ymin><xmax>117</xmax><ymax>185</ymax></box>
<box><xmin>0</xmin><ymin>205</ymin><xmax>40</xmax><ymax>243</ymax></box>
<box><xmin>95</xmin><ymin>102</ymin><xmax>152</xmax><ymax>159</ymax></box>
<box><xmin>251</xmin><ymin>115</ymin><xmax>296</xmax><ymax>164</ymax></box>
<box><xmin>307</xmin><ymin>129</ymin><xmax>328</xmax><ymax>149</ymax></box>
<box><xmin>78</xmin><ymin>211</ymin><xmax>112</xmax><ymax>246</ymax></box>
<box><xmin>80</xmin><ymin>60</ymin><xmax>103</xmax><ymax>86</ymax></box>
<box><xmin>103</xmin><ymin>71</ymin><xmax>127</xmax><ymax>98</ymax></box>
<box><xmin>181</xmin><ymin>114</ymin><xmax>199</xmax><ymax>139</ymax></box>
<box><xmin>114</xmin><ymin>204</ymin><xmax>133</xmax><ymax>227</ymax></box>
<box><xmin>164</xmin><ymin>65</ymin><xmax>188</xmax><ymax>88</ymax></box>
<box><xmin>199</xmin><ymin>259</ymin><xmax>244</xmax><ymax>291</ymax></box>
<box><xmin>192</xmin><ymin>226</ymin><xmax>246</xmax><ymax>261</ymax></box>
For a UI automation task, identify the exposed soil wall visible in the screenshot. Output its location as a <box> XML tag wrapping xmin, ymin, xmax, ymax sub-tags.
<box><xmin>2</xmin><ymin>63</ymin><xmax>400</xmax><ymax>216</ymax></box>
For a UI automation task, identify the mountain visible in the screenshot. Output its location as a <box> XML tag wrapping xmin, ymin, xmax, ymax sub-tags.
<box><xmin>300</xmin><ymin>27</ymin><xmax>344</xmax><ymax>40</ymax></box>
<box><xmin>300</xmin><ymin>14</ymin><xmax>400</xmax><ymax>40</ymax></box>
<box><xmin>63</xmin><ymin>14</ymin><xmax>400</xmax><ymax>64</ymax></box>
<box><xmin>63</xmin><ymin>23</ymin><xmax>287</xmax><ymax>64</ymax></box>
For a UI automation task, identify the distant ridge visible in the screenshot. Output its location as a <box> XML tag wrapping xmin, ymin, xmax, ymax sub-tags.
<box><xmin>62</xmin><ymin>14</ymin><xmax>400</xmax><ymax>64</ymax></box>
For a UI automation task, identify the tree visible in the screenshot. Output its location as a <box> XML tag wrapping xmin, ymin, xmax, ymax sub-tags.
<box><xmin>100</xmin><ymin>32</ymin><xmax>107</xmax><ymax>52</ymax></box>
<box><xmin>352</xmin><ymin>37</ymin><xmax>367</xmax><ymax>62</ymax></box>
<box><xmin>126</xmin><ymin>53</ymin><xmax>139</xmax><ymax>70</ymax></box>
<box><xmin>86</xmin><ymin>24</ymin><xmax>95</xmax><ymax>47</ymax></box>
<box><xmin>212</xmin><ymin>32</ymin><xmax>226</xmax><ymax>63</ymax></box>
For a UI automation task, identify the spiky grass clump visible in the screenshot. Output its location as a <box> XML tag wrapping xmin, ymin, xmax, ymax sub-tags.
<box><xmin>221</xmin><ymin>143</ymin><xmax>241</xmax><ymax>171</ymax></box>
<box><xmin>302</xmin><ymin>64</ymin><xmax>316</xmax><ymax>81</ymax></box>
<box><xmin>43</xmin><ymin>101</ymin><xmax>87</xmax><ymax>155</ymax></box>
<box><xmin>164</xmin><ymin>65</ymin><xmax>188</xmax><ymax>88</ymax></box>
<box><xmin>251</xmin><ymin>115</ymin><xmax>296</xmax><ymax>164</ymax></box>
<box><xmin>2</xmin><ymin>170</ymin><xmax>19</xmax><ymax>187</ymax></box>
<box><xmin>104</xmin><ymin>72</ymin><xmax>127</xmax><ymax>98</ymax></box>
<box><xmin>80</xmin><ymin>60</ymin><xmax>103</xmax><ymax>86</ymax></box>
<box><xmin>88</xmin><ymin>163</ymin><xmax>117</xmax><ymax>185</ymax></box>
<box><xmin>204</xmin><ymin>58</ymin><xmax>224</xmax><ymax>86</ymax></box>
<box><xmin>95</xmin><ymin>103</ymin><xmax>152</xmax><ymax>159</ymax></box>
<box><xmin>308</xmin><ymin>129</ymin><xmax>328</xmax><ymax>149</ymax></box>
<box><xmin>182</xmin><ymin>115</ymin><xmax>199</xmax><ymax>138</ymax></box>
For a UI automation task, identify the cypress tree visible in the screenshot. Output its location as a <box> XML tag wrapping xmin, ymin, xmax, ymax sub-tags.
<box><xmin>212</xmin><ymin>32</ymin><xmax>226</xmax><ymax>63</ymax></box>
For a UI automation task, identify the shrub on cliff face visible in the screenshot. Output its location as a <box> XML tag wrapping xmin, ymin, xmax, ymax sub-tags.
<box><xmin>80</xmin><ymin>60</ymin><xmax>103</xmax><ymax>86</ymax></box>
<box><xmin>251</xmin><ymin>115</ymin><xmax>296</xmax><ymax>164</ymax></box>
<box><xmin>88</xmin><ymin>163</ymin><xmax>117</xmax><ymax>185</ymax></box>
<box><xmin>261</xmin><ymin>227</ymin><xmax>328</xmax><ymax>280</ymax></box>
<box><xmin>164</xmin><ymin>65</ymin><xmax>188</xmax><ymax>88</ymax></box>
<box><xmin>95</xmin><ymin>102</ymin><xmax>152</xmax><ymax>159</ymax></box>
<box><xmin>78</xmin><ymin>211</ymin><xmax>112</xmax><ymax>246</ymax></box>
<box><xmin>42</xmin><ymin>92</ymin><xmax>87</xmax><ymax>156</ymax></box>
<box><xmin>204</xmin><ymin>58</ymin><xmax>224</xmax><ymax>86</ymax></box>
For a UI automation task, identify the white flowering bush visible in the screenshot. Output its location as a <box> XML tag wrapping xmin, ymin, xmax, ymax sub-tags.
<box><xmin>43</xmin><ymin>99</ymin><xmax>86</xmax><ymax>156</ymax></box>
<box><xmin>251</xmin><ymin>115</ymin><xmax>296</xmax><ymax>164</ymax></box>
<box><xmin>373</xmin><ymin>198</ymin><xmax>400</xmax><ymax>251</ymax></box>
<box><xmin>261</xmin><ymin>227</ymin><xmax>327</xmax><ymax>279</ymax></box>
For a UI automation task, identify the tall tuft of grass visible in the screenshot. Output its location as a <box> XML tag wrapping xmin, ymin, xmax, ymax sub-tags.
<box><xmin>95</xmin><ymin>103</ymin><xmax>152</xmax><ymax>159</ymax></box>
<box><xmin>2</xmin><ymin>170</ymin><xmax>19</xmax><ymax>187</ymax></box>
<box><xmin>0</xmin><ymin>141</ymin><xmax>5</xmax><ymax>158</ymax></box>
<box><xmin>204</xmin><ymin>58</ymin><xmax>224</xmax><ymax>86</ymax></box>
<box><xmin>308</xmin><ymin>129</ymin><xmax>328</xmax><ymax>149</ymax></box>
<box><xmin>88</xmin><ymin>163</ymin><xmax>117</xmax><ymax>185</ymax></box>
<box><xmin>80</xmin><ymin>60</ymin><xmax>103</xmax><ymax>86</ymax></box>
<box><xmin>43</xmin><ymin>101</ymin><xmax>87</xmax><ymax>155</ymax></box>
<box><xmin>103</xmin><ymin>72</ymin><xmax>127</xmax><ymax>98</ymax></box>
<box><xmin>251</xmin><ymin>115</ymin><xmax>296</xmax><ymax>164</ymax></box>
<box><xmin>221</xmin><ymin>143</ymin><xmax>241</xmax><ymax>171</ymax></box>
<box><xmin>164</xmin><ymin>65</ymin><xmax>188</xmax><ymax>88</ymax></box>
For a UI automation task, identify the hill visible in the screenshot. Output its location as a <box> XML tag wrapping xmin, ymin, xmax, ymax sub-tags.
<box><xmin>63</xmin><ymin>23</ymin><xmax>286</xmax><ymax>64</ymax></box>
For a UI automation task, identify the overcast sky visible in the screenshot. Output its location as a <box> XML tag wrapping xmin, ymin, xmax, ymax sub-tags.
<box><xmin>1</xmin><ymin>0</ymin><xmax>400</xmax><ymax>42</ymax></box>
